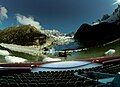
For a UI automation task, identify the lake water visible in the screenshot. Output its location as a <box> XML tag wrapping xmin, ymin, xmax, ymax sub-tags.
<box><xmin>54</xmin><ymin>41</ymin><xmax>82</xmax><ymax>51</ymax></box>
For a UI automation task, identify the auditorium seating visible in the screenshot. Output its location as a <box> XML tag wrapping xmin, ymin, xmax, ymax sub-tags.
<box><xmin>0</xmin><ymin>67</ymin><xmax>114</xmax><ymax>86</ymax></box>
<box><xmin>0</xmin><ymin>64</ymin><xmax>120</xmax><ymax>87</ymax></box>
<box><xmin>0</xmin><ymin>71</ymin><xmax>97</xmax><ymax>87</ymax></box>
<box><xmin>76</xmin><ymin>63</ymin><xmax>120</xmax><ymax>75</ymax></box>
<box><xmin>107</xmin><ymin>74</ymin><xmax>120</xmax><ymax>87</ymax></box>
<box><xmin>0</xmin><ymin>57</ymin><xmax>120</xmax><ymax>87</ymax></box>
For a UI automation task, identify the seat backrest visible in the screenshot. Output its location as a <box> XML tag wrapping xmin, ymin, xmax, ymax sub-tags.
<box><xmin>112</xmin><ymin>74</ymin><xmax>120</xmax><ymax>87</ymax></box>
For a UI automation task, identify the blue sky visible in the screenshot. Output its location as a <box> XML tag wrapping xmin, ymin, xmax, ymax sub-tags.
<box><xmin>0</xmin><ymin>0</ymin><xmax>118</xmax><ymax>33</ymax></box>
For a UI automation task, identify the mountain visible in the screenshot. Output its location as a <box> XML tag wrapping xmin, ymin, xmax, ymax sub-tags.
<box><xmin>0</xmin><ymin>24</ymin><xmax>74</xmax><ymax>48</ymax></box>
<box><xmin>0</xmin><ymin>25</ymin><xmax>47</xmax><ymax>46</ymax></box>
<box><xmin>102</xmin><ymin>5</ymin><xmax>120</xmax><ymax>23</ymax></box>
<box><xmin>40</xmin><ymin>28</ymin><xmax>74</xmax><ymax>45</ymax></box>
<box><xmin>66</xmin><ymin>31</ymin><xmax>75</xmax><ymax>37</ymax></box>
<box><xmin>92</xmin><ymin>5</ymin><xmax>120</xmax><ymax>25</ymax></box>
<box><xmin>74</xmin><ymin>5</ymin><xmax>120</xmax><ymax>47</ymax></box>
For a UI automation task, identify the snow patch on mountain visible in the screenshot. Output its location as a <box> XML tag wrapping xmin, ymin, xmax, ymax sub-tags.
<box><xmin>93</xmin><ymin>5</ymin><xmax>120</xmax><ymax>25</ymax></box>
<box><xmin>5</xmin><ymin>56</ymin><xmax>27</xmax><ymax>63</ymax></box>
<box><xmin>0</xmin><ymin>50</ymin><xmax>10</xmax><ymax>56</ymax></box>
<box><xmin>39</xmin><ymin>29</ymin><xmax>74</xmax><ymax>45</ymax></box>
<box><xmin>103</xmin><ymin>6</ymin><xmax>120</xmax><ymax>23</ymax></box>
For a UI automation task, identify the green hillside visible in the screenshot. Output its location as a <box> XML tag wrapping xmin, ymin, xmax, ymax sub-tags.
<box><xmin>76</xmin><ymin>40</ymin><xmax>120</xmax><ymax>59</ymax></box>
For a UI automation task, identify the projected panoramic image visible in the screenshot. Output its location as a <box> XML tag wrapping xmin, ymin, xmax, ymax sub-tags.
<box><xmin>0</xmin><ymin>0</ymin><xmax>120</xmax><ymax>87</ymax></box>
<box><xmin>0</xmin><ymin>0</ymin><xmax>119</xmax><ymax>63</ymax></box>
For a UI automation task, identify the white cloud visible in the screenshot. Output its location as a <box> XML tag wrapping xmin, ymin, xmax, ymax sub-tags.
<box><xmin>0</xmin><ymin>6</ymin><xmax>8</xmax><ymax>22</ymax></box>
<box><xmin>16</xmin><ymin>14</ymin><xmax>42</xmax><ymax>29</ymax></box>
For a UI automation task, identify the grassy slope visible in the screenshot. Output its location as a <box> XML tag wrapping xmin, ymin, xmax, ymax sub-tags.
<box><xmin>76</xmin><ymin>40</ymin><xmax>120</xmax><ymax>59</ymax></box>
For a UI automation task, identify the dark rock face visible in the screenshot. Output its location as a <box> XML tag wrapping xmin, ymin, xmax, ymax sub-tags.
<box><xmin>74</xmin><ymin>22</ymin><xmax>120</xmax><ymax>47</ymax></box>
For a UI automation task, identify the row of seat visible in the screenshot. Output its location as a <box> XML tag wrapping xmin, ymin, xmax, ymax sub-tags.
<box><xmin>76</xmin><ymin>63</ymin><xmax>120</xmax><ymax>75</ymax></box>
<box><xmin>0</xmin><ymin>61</ymin><xmax>120</xmax><ymax>87</ymax></box>
<box><xmin>0</xmin><ymin>71</ymin><xmax>96</xmax><ymax>87</ymax></box>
